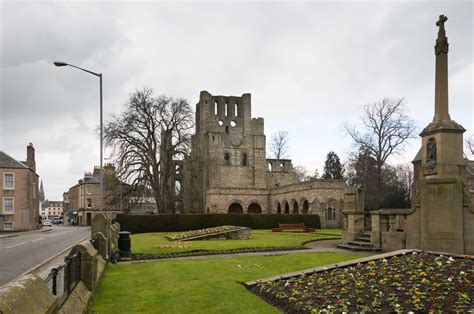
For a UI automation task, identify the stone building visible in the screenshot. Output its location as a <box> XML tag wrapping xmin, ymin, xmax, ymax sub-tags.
<box><xmin>40</xmin><ymin>200</ymin><xmax>63</xmax><ymax>220</ymax></box>
<box><xmin>0</xmin><ymin>143</ymin><xmax>40</xmax><ymax>231</ymax></box>
<box><xmin>66</xmin><ymin>164</ymin><xmax>125</xmax><ymax>225</ymax></box>
<box><xmin>168</xmin><ymin>91</ymin><xmax>345</xmax><ymax>228</ymax></box>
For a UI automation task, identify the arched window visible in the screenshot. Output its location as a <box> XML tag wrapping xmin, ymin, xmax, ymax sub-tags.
<box><xmin>268</xmin><ymin>162</ymin><xmax>273</xmax><ymax>171</ymax></box>
<box><xmin>225</xmin><ymin>102</ymin><xmax>228</xmax><ymax>116</ymax></box>
<box><xmin>225</xmin><ymin>126</ymin><xmax>229</xmax><ymax>133</ymax></box>
<box><xmin>224</xmin><ymin>153</ymin><xmax>230</xmax><ymax>165</ymax></box>
<box><xmin>325</xmin><ymin>201</ymin><xmax>336</xmax><ymax>220</ymax></box>
<box><xmin>228</xmin><ymin>203</ymin><xmax>243</xmax><ymax>213</ymax></box>
<box><xmin>175</xmin><ymin>180</ymin><xmax>181</xmax><ymax>196</ymax></box>
<box><xmin>277</xmin><ymin>202</ymin><xmax>281</xmax><ymax>214</ymax></box>
<box><xmin>302</xmin><ymin>200</ymin><xmax>309</xmax><ymax>214</ymax></box>
<box><xmin>242</xmin><ymin>153</ymin><xmax>247</xmax><ymax>166</ymax></box>
<box><xmin>247</xmin><ymin>203</ymin><xmax>262</xmax><ymax>213</ymax></box>
<box><xmin>292</xmin><ymin>201</ymin><xmax>299</xmax><ymax>214</ymax></box>
<box><xmin>284</xmin><ymin>202</ymin><xmax>290</xmax><ymax>214</ymax></box>
<box><xmin>280</xmin><ymin>163</ymin><xmax>284</xmax><ymax>171</ymax></box>
<box><xmin>214</xmin><ymin>101</ymin><xmax>218</xmax><ymax>115</ymax></box>
<box><xmin>427</xmin><ymin>138</ymin><xmax>437</xmax><ymax>167</ymax></box>
<box><xmin>234</xmin><ymin>103</ymin><xmax>238</xmax><ymax>116</ymax></box>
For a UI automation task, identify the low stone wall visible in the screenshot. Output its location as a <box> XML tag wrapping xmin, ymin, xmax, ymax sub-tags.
<box><xmin>0</xmin><ymin>213</ymin><xmax>120</xmax><ymax>314</ymax></box>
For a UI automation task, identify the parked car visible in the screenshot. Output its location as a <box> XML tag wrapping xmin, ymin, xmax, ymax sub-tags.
<box><xmin>42</xmin><ymin>219</ymin><xmax>52</xmax><ymax>227</ymax></box>
<box><xmin>52</xmin><ymin>217</ymin><xmax>63</xmax><ymax>225</ymax></box>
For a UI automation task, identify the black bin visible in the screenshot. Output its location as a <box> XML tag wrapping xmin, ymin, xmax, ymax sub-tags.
<box><xmin>118</xmin><ymin>231</ymin><xmax>132</xmax><ymax>258</ymax></box>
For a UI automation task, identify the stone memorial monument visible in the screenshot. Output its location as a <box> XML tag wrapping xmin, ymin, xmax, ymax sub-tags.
<box><xmin>406</xmin><ymin>15</ymin><xmax>473</xmax><ymax>254</ymax></box>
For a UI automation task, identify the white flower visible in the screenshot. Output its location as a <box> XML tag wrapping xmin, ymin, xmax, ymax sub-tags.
<box><xmin>447</xmin><ymin>277</ymin><xmax>452</xmax><ymax>282</ymax></box>
<box><xmin>284</xmin><ymin>281</ymin><xmax>290</xmax><ymax>287</ymax></box>
<box><xmin>460</xmin><ymin>271</ymin><xmax>465</xmax><ymax>275</ymax></box>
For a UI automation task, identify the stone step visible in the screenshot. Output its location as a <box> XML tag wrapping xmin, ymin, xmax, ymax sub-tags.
<box><xmin>355</xmin><ymin>237</ymin><xmax>371</xmax><ymax>243</ymax></box>
<box><xmin>337</xmin><ymin>243</ymin><xmax>381</xmax><ymax>252</ymax></box>
<box><xmin>348</xmin><ymin>240</ymin><xmax>374</xmax><ymax>247</ymax></box>
<box><xmin>363</xmin><ymin>231</ymin><xmax>372</xmax><ymax>236</ymax></box>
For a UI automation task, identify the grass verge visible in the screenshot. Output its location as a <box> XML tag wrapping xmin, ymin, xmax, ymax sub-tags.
<box><xmin>88</xmin><ymin>252</ymin><xmax>363</xmax><ymax>313</ymax></box>
<box><xmin>131</xmin><ymin>229</ymin><xmax>342</xmax><ymax>255</ymax></box>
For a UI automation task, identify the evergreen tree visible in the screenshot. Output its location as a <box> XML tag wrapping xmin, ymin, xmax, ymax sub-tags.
<box><xmin>322</xmin><ymin>151</ymin><xmax>344</xmax><ymax>179</ymax></box>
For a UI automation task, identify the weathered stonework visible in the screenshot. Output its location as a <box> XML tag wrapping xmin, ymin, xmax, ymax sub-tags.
<box><xmin>172</xmin><ymin>91</ymin><xmax>345</xmax><ymax>227</ymax></box>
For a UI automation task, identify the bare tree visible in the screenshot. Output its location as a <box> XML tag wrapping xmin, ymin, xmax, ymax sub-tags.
<box><xmin>344</xmin><ymin>98</ymin><xmax>417</xmax><ymax>187</ymax></box>
<box><xmin>465</xmin><ymin>135</ymin><xmax>474</xmax><ymax>157</ymax></box>
<box><xmin>268</xmin><ymin>131</ymin><xmax>290</xmax><ymax>159</ymax></box>
<box><xmin>104</xmin><ymin>88</ymin><xmax>194</xmax><ymax>213</ymax></box>
<box><xmin>294</xmin><ymin>165</ymin><xmax>319</xmax><ymax>182</ymax></box>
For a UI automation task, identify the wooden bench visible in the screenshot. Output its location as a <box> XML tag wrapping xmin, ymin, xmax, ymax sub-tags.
<box><xmin>272</xmin><ymin>223</ymin><xmax>315</xmax><ymax>233</ymax></box>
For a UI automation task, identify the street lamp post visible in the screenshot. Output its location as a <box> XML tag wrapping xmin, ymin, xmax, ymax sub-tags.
<box><xmin>54</xmin><ymin>62</ymin><xmax>104</xmax><ymax>212</ymax></box>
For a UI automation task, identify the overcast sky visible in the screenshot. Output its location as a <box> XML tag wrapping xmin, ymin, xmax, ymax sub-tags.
<box><xmin>1</xmin><ymin>0</ymin><xmax>472</xmax><ymax>201</ymax></box>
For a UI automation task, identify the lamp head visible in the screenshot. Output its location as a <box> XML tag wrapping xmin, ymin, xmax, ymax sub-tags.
<box><xmin>53</xmin><ymin>61</ymin><xmax>68</xmax><ymax>67</ymax></box>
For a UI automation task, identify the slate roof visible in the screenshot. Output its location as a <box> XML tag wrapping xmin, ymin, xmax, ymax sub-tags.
<box><xmin>0</xmin><ymin>151</ymin><xmax>28</xmax><ymax>169</ymax></box>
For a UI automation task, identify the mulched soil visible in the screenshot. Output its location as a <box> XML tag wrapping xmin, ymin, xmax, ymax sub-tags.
<box><xmin>250</xmin><ymin>252</ymin><xmax>473</xmax><ymax>312</ymax></box>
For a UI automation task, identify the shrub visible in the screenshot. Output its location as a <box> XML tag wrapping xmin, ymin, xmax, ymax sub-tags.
<box><xmin>117</xmin><ymin>214</ymin><xmax>321</xmax><ymax>233</ymax></box>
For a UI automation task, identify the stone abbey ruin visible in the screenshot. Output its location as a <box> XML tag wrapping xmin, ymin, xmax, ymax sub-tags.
<box><xmin>161</xmin><ymin>90</ymin><xmax>344</xmax><ymax>228</ymax></box>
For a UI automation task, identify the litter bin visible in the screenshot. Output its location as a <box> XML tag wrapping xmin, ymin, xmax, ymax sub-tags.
<box><xmin>118</xmin><ymin>231</ymin><xmax>132</xmax><ymax>260</ymax></box>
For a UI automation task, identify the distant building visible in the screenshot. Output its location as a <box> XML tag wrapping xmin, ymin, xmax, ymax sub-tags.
<box><xmin>0</xmin><ymin>144</ymin><xmax>40</xmax><ymax>231</ymax></box>
<box><xmin>66</xmin><ymin>164</ymin><xmax>125</xmax><ymax>225</ymax></box>
<box><xmin>40</xmin><ymin>200</ymin><xmax>63</xmax><ymax>220</ymax></box>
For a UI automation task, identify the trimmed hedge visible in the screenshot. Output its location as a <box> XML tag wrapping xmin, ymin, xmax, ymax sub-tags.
<box><xmin>117</xmin><ymin>214</ymin><xmax>321</xmax><ymax>234</ymax></box>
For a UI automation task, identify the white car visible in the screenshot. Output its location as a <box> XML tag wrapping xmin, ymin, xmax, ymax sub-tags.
<box><xmin>42</xmin><ymin>219</ymin><xmax>52</xmax><ymax>227</ymax></box>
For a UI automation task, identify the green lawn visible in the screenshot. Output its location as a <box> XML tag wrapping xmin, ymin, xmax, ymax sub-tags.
<box><xmin>131</xmin><ymin>229</ymin><xmax>342</xmax><ymax>255</ymax></box>
<box><xmin>88</xmin><ymin>252</ymin><xmax>363</xmax><ymax>313</ymax></box>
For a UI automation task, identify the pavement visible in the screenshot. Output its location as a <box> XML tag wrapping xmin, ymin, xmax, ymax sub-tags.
<box><xmin>121</xmin><ymin>239</ymin><xmax>376</xmax><ymax>264</ymax></box>
<box><xmin>0</xmin><ymin>225</ymin><xmax>91</xmax><ymax>286</ymax></box>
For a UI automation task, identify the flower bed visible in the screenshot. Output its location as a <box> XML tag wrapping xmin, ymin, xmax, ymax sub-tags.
<box><xmin>165</xmin><ymin>225</ymin><xmax>249</xmax><ymax>241</ymax></box>
<box><xmin>131</xmin><ymin>246</ymin><xmax>309</xmax><ymax>261</ymax></box>
<box><xmin>250</xmin><ymin>251</ymin><xmax>473</xmax><ymax>312</ymax></box>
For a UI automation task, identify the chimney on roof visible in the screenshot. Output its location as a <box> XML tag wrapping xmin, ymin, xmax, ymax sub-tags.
<box><xmin>26</xmin><ymin>143</ymin><xmax>36</xmax><ymax>172</ymax></box>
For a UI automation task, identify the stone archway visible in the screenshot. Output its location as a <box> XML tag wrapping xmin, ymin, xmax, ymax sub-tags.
<box><xmin>284</xmin><ymin>201</ymin><xmax>290</xmax><ymax>214</ymax></box>
<box><xmin>247</xmin><ymin>203</ymin><xmax>262</xmax><ymax>213</ymax></box>
<box><xmin>302</xmin><ymin>200</ymin><xmax>309</xmax><ymax>214</ymax></box>
<box><xmin>277</xmin><ymin>202</ymin><xmax>282</xmax><ymax>214</ymax></box>
<box><xmin>292</xmin><ymin>200</ymin><xmax>299</xmax><ymax>214</ymax></box>
<box><xmin>228</xmin><ymin>202</ymin><xmax>243</xmax><ymax>213</ymax></box>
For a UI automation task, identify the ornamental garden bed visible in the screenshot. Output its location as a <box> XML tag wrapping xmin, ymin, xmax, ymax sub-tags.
<box><xmin>248</xmin><ymin>250</ymin><xmax>473</xmax><ymax>312</ymax></box>
<box><xmin>165</xmin><ymin>225</ymin><xmax>251</xmax><ymax>241</ymax></box>
<box><xmin>130</xmin><ymin>230</ymin><xmax>342</xmax><ymax>259</ymax></box>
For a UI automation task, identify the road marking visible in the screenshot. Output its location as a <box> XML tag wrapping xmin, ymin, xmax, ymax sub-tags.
<box><xmin>32</xmin><ymin>238</ymin><xmax>44</xmax><ymax>242</ymax></box>
<box><xmin>6</xmin><ymin>243</ymin><xmax>25</xmax><ymax>249</ymax></box>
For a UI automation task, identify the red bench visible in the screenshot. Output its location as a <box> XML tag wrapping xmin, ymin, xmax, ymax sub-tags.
<box><xmin>272</xmin><ymin>223</ymin><xmax>315</xmax><ymax>233</ymax></box>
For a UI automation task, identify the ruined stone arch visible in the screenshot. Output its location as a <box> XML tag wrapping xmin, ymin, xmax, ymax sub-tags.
<box><xmin>247</xmin><ymin>202</ymin><xmax>262</xmax><ymax>214</ymax></box>
<box><xmin>300</xmin><ymin>198</ymin><xmax>309</xmax><ymax>214</ymax></box>
<box><xmin>283</xmin><ymin>200</ymin><xmax>290</xmax><ymax>214</ymax></box>
<box><xmin>276</xmin><ymin>201</ymin><xmax>282</xmax><ymax>214</ymax></box>
<box><xmin>292</xmin><ymin>199</ymin><xmax>299</xmax><ymax>214</ymax></box>
<box><xmin>228</xmin><ymin>201</ymin><xmax>244</xmax><ymax>213</ymax></box>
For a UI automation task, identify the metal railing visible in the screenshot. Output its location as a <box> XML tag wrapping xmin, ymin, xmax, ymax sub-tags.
<box><xmin>44</xmin><ymin>252</ymin><xmax>81</xmax><ymax>301</ymax></box>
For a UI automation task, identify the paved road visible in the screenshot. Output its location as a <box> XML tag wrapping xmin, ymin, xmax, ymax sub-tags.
<box><xmin>0</xmin><ymin>226</ymin><xmax>90</xmax><ymax>285</ymax></box>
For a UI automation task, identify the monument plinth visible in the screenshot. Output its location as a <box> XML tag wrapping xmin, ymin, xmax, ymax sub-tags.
<box><xmin>406</xmin><ymin>15</ymin><xmax>473</xmax><ymax>254</ymax></box>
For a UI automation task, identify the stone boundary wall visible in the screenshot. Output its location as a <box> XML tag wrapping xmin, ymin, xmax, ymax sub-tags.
<box><xmin>0</xmin><ymin>213</ymin><xmax>120</xmax><ymax>314</ymax></box>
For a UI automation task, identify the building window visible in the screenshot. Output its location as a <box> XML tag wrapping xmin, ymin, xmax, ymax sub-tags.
<box><xmin>86</xmin><ymin>185</ymin><xmax>91</xmax><ymax>194</ymax></box>
<box><xmin>325</xmin><ymin>201</ymin><xmax>336</xmax><ymax>220</ymax></box>
<box><xmin>3</xmin><ymin>222</ymin><xmax>13</xmax><ymax>231</ymax></box>
<box><xmin>242</xmin><ymin>153</ymin><xmax>247</xmax><ymax>166</ymax></box>
<box><xmin>3</xmin><ymin>197</ymin><xmax>14</xmax><ymax>214</ymax></box>
<box><xmin>224</xmin><ymin>153</ymin><xmax>230</xmax><ymax>165</ymax></box>
<box><xmin>3</xmin><ymin>173</ymin><xmax>14</xmax><ymax>189</ymax></box>
<box><xmin>87</xmin><ymin>198</ymin><xmax>92</xmax><ymax>208</ymax></box>
<box><xmin>234</xmin><ymin>103</ymin><xmax>238</xmax><ymax>116</ymax></box>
